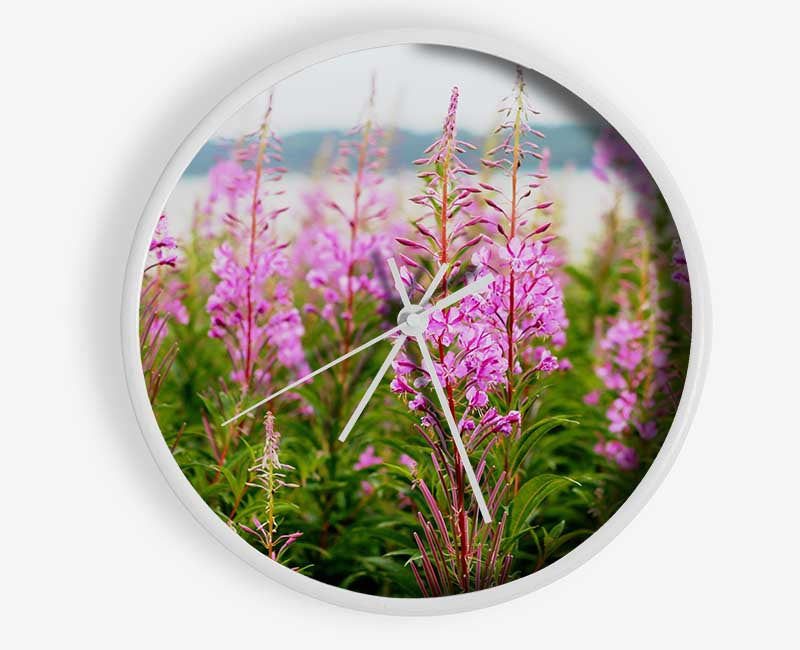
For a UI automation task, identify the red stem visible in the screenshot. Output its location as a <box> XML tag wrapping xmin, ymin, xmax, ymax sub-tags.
<box><xmin>244</xmin><ymin>95</ymin><xmax>273</xmax><ymax>389</ymax></box>
<box><xmin>343</xmin><ymin>116</ymin><xmax>372</xmax><ymax>355</ymax></box>
<box><xmin>436</xmin><ymin>139</ymin><xmax>469</xmax><ymax>589</ymax></box>
<box><xmin>506</xmin><ymin>79</ymin><xmax>523</xmax><ymax>408</ymax></box>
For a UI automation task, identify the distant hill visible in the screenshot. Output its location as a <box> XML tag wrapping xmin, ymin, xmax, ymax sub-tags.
<box><xmin>184</xmin><ymin>125</ymin><xmax>601</xmax><ymax>176</ymax></box>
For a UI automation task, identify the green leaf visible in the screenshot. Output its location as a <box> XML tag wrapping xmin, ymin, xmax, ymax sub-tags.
<box><xmin>563</xmin><ymin>265</ymin><xmax>595</xmax><ymax>290</ymax></box>
<box><xmin>509</xmin><ymin>416</ymin><xmax>579</xmax><ymax>475</ymax></box>
<box><xmin>543</xmin><ymin>520</ymin><xmax>566</xmax><ymax>549</ymax></box>
<box><xmin>544</xmin><ymin>528</ymin><xmax>592</xmax><ymax>559</ymax></box>
<box><xmin>509</xmin><ymin>474</ymin><xmax>580</xmax><ymax>536</ymax></box>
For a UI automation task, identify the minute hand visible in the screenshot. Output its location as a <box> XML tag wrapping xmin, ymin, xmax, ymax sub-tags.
<box><xmin>415</xmin><ymin>334</ymin><xmax>492</xmax><ymax>523</ymax></box>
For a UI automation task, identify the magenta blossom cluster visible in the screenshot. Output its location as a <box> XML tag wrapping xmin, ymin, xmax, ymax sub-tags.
<box><xmin>474</xmin><ymin>67</ymin><xmax>569</xmax><ymax>396</ymax></box>
<box><xmin>593</xmin><ymin>440</ymin><xmax>638</xmax><ymax>471</ymax></box>
<box><xmin>207</xmin><ymin>241</ymin><xmax>308</xmax><ymax>390</ymax></box>
<box><xmin>587</xmin><ymin>314</ymin><xmax>669</xmax><ymax>470</ymax></box>
<box><xmin>206</xmin><ymin>96</ymin><xmax>308</xmax><ymax>395</ymax></box>
<box><xmin>299</xmin><ymin>79</ymin><xmax>400</xmax><ymax>339</ymax></box>
<box><xmin>394</xmin><ymin>78</ymin><xmax>568</xmax><ymax>467</ymax></box>
<box><xmin>301</xmin><ymin>227</ymin><xmax>396</xmax><ymax>325</ymax></box>
<box><xmin>354</xmin><ymin>445</ymin><xmax>382</xmax><ymax>471</ymax></box>
<box><xmin>395</xmin><ymin>86</ymin><xmax>534</xmax><ymax>594</ymax></box>
<box><xmin>147</xmin><ymin>214</ymin><xmax>179</xmax><ymax>270</ymax></box>
<box><xmin>470</xmin><ymin>233</ymin><xmax>567</xmax><ymax>372</ymax></box>
<box><xmin>393</xmin><ymin>87</ymin><xmax>511</xmax><ymax>413</ymax></box>
<box><xmin>390</xmin><ymin>319</ymin><xmax>511</xmax><ymax>414</ymax></box>
<box><xmin>596</xmin><ymin>317</ymin><xmax>665</xmax><ymax>436</ymax></box>
<box><xmin>395</xmin><ymin>234</ymin><xmax>567</xmax><ymax>419</ymax></box>
<box><xmin>144</xmin><ymin>215</ymin><xmax>189</xmax><ymax>337</ymax></box>
<box><xmin>206</xmin><ymin>158</ymin><xmax>255</xmax><ymax>219</ymax></box>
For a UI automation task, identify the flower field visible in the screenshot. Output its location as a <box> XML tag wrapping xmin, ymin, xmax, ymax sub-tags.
<box><xmin>141</xmin><ymin>59</ymin><xmax>691</xmax><ymax>597</ymax></box>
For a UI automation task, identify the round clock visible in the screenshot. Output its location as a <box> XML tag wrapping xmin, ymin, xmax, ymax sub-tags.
<box><xmin>122</xmin><ymin>30</ymin><xmax>709</xmax><ymax>614</ymax></box>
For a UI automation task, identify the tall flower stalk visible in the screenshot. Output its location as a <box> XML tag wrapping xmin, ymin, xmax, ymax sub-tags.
<box><xmin>413</xmin><ymin>87</ymin><xmax>477</xmax><ymax>586</ymax></box>
<box><xmin>206</xmin><ymin>93</ymin><xmax>308</xmax><ymax>401</ymax></box>
<box><xmin>395</xmin><ymin>87</ymin><xmax>517</xmax><ymax>593</ymax></box>
<box><xmin>443</xmin><ymin>67</ymin><xmax>569</xmax><ymax>496</ymax></box>
<box><xmin>278</xmin><ymin>80</ymin><xmax>399</xmax><ymax>556</ymax></box>
<box><xmin>589</xmin><ymin>227</ymin><xmax>674</xmax><ymax>470</ymax></box>
<box><xmin>587</xmin><ymin>128</ymin><xmax>684</xmax><ymax>471</ymax></box>
<box><xmin>322</xmin><ymin>76</ymin><xmax>394</xmax><ymax>354</ymax></box>
<box><xmin>140</xmin><ymin>214</ymin><xmax>187</xmax><ymax>401</ymax></box>
<box><xmin>242</xmin><ymin>412</ymin><xmax>302</xmax><ymax>563</ymax></box>
<box><xmin>478</xmin><ymin>66</ymin><xmax>564</xmax><ymax>410</ymax></box>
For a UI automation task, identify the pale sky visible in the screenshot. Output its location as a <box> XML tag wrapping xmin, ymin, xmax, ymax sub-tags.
<box><xmin>215</xmin><ymin>44</ymin><xmax>601</xmax><ymax>138</ymax></box>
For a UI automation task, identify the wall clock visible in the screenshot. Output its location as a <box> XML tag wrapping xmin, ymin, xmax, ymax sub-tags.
<box><xmin>122</xmin><ymin>30</ymin><xmax>709</xmax><ymax>614</ymax></box>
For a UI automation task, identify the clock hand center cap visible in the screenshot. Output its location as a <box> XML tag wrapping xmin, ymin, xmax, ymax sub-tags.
<box><xmin>397</xmin><ymin>304</ymin><xmax>429</xmax><ymax>336</ymax></box>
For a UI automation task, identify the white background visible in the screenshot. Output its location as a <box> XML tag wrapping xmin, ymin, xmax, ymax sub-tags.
<box><xmin>3</xmin><ymin>1</ymin><xmax>798</xmax><ymax>647</ymax></box>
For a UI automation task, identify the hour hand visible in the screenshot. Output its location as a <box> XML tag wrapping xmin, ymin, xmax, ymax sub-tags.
<box><xmin>338</xmin><ymin>259</ymin><xmax>446</xmax><ymax>443</ymax></box>
<box><xmin>339</xmin><ymin>335</ymin><xmax>407</xmax><ymax>442</ymax></box>
<box><xmin>221</xmin><ymin>325</ymin><xmax>401</xmax><ymax>426</ymax></box>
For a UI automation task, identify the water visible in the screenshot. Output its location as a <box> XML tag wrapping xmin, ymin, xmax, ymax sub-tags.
<box><xmin>162</xmin><ymin>170</ymin><xmax>633</xmax><ymax>265</ymax></box>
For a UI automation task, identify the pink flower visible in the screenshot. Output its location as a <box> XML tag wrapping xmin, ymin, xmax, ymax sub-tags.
<box><xmin>206</xmin><ymin>241</ymin><xmax>308</xmax><ymax>390</ymax></box>
<box><xmin>596</xmin><ymin>363</ymin><xmax>627</xmax><ymax>391</ymax></box>
<box><xmin>396</xmin><ymin>75</ymin><xmax>568</xmax><ymax>473</ymax></box>
<box><xmin>499</xmin><ymin>237</ymin><xmax>535</xmax><ymax>273</ymax></box>
<box><xmin>615</xmin><ymin>445</ymin><xmax>639</xmax><ymax>470</ymax></box>
<box><xmin>638</xmin><ymin>420</ymin><xmax>658</xmax><ymax>440</ymax></box>
<box><xmin>390</xmin><ymin>375</ymin><xmax>415</xmax><ymax>395</ymax></box>
<box><xmin>206</xmin><ymin>159</ymin><xmax>255</xmax><ymax>217</ymax></box>
<box><xmin>607</xmin><ymin>390</ymin><xmax>637</xmax><ymax>433</ymax></box>
<box><xmin>465</xmin><ymin>385</ymin><xmax>489</xmax><ymax>408</ymax></box>
<box><xmin>592</xmin><ymin>312</ymin><xmax>670</xmax><ymax>438</ymax></box>
<box><xmin>146</xmin><ymin>215</ymin><xmax>179</xmax><ymax>270</ymax></box>
<box><xmin>465</xmin><ymin>241</ymin><xmax>566</xmax><ymax>375</ymax></box>
<box><xmin>583</xmin><ymin>390</ymin><xmax>600</xmax><ymax>406</ymax></box>
<box><xmin>144</xmin><ymin>219</ymin><xmax>188</xmax><ymax>336</ymax></box>
<box><xmin>160</xmin><ymin>279</ymin><xmax>189</xmax><ymax>326</ymax></box>
<box><xmin>409</xmin><ymin>393</ymin><xmax>426</xmax><ymax>411</ymax></box>
<box><xmin>533</xmin><ymin>347</ymin><xmax>558</xmax><ymax>373</ymax></box>
<box><xmin>354</xmin><ymin>446</ymin><xmax>383</xmax><ymax>471</ymax></box>
<box><xmin>428</xmin><ymin>307</ymin><xmax>463</xmax><ymax>346</ymax></box>
<box><xmin>595</xmin><ymin>439</ymin><xmax>639</xmax><ymax>470</ymax></box>
<box><xmin>306</xmin><ymin>268</ymin><xmax>328</xmax><ymax>289</ymax></box>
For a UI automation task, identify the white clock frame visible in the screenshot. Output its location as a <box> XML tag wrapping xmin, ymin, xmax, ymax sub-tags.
<box><xmin>121</xmin><ymin>28</ymin><xmax>711</xmax><ymax>616</ymax></box>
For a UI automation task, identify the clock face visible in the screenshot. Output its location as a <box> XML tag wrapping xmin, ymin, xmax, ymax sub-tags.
<box><xmin>135</xmin><ymin>43</ymin><xmax>694</xmax><ymax>603</ymax></box>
